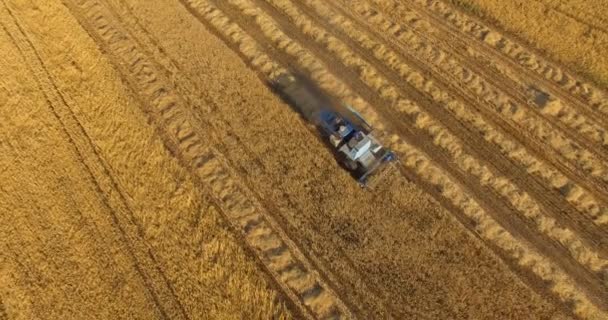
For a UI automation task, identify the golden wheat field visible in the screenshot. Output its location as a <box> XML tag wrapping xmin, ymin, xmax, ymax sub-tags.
<box><xmin>1</xmin><ymin>0</ymin><xmax>607</xmax><ymax>319</ymax></box>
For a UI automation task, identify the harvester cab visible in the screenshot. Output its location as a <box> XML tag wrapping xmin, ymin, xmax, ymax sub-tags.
<box><xmin>316</xmin><ymin>109</ymin><xmax>396</xmax><ymax>186</ymax></box>
<box><xmin>271</xmin><ymin>71</ymin><xmax>396</xmax><ymax>187</ymax></box>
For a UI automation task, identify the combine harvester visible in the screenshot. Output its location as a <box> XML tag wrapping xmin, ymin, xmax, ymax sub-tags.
<box><xmin>271</xmin><ymin>71</ymin><xmax>396</xmax><ymax>188</ymax></box>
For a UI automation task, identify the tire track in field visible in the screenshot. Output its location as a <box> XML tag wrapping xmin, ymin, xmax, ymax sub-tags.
<box><xmin>334</xmin><ymin>0</ymin><xmax>608</xmax><ymax>227</ymax></box>
<box><xmin>101</xmin><ymin>1</ymin><xmax>407</xmax><ymax>317</ymax></box>
<box><xmin>190</xmin><ymin>0</ymin><xmax>607</xmax><ymax>316</ymax></box>
<box><xmin>0</xmin><ymin>296</ymin><xmax>8</xmax><ymax>320</ymax></box>
<box><xmin>62</xmin><ymin>0</ymin><xmax>354</xmax><ymax>318</ymax></box>
<box><xmin>245</xmin><ymin>0</ymin><xmax>608</xmax><ymax>301</ymax></box>
<box><xmin>394</xmin><ymin>0</ymin><xmax>608</xmax><ymax>133</ymax></box>
<box><xmin>282</xmin><ymin>0</ymin><xmax>608</xmax><ymax>261</ymax></box>
<box><xmin>0</xmin><ymin>2</ymin><xmax>189</xmax><ymax>319</ymax></box>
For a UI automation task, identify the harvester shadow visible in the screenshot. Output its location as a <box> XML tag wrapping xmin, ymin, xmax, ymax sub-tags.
<box><xmin>266</xmin><ymin>73</ymin><xmax>364</xmax><ymax>185</ymax></box>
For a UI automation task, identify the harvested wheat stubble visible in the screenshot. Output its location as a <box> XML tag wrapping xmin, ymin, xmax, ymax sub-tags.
<box><xmin>340</xmin><ymin>3</ymin><xmax>601</xmax><ymax>212</ymax></box>
<box><xmin>446</xmin><ymin>0</ymin><xmax>608</xmax><ymax>88</ymax></box>
<box><xmin>370</xmin><ymin>0</ymin><xmax>608</xmax><ymax>190</ymax></box>
<box><xmin>353</xmin><ymin>0</ymin><xmax>608</xmax><ymax>158</ymax></box>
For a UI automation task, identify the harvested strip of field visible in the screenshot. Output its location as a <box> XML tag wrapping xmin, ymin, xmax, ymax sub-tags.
<box><xmin>364</xmin><ymin>1</ymin><xmax>608</xmax><ymax>190</ymax></box>
<box><xmin>304</xmin><ymin>0</ymin><xmax>608</xmax><ymax>250</ymax></box>
<box><xmin>348</xmin><ymin>1</ymin><xmax>608</xmax><ymax>157</ymax></box>
<box><xmin>272</xmin><ymin>0</ymin><xmax>608</xmax><ymax>309</ymax></box>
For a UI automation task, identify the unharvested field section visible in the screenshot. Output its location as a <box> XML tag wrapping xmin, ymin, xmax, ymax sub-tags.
<box><xmin>0</xmin><ymin>0</ymin><xmax>292</xmax><ymax>318</ymax></box>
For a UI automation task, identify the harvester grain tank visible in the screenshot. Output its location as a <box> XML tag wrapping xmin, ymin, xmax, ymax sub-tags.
<box><xmin>271</xmin><ymin>72</ymin><xmax>396</xmax><ymax>187</ymax></box>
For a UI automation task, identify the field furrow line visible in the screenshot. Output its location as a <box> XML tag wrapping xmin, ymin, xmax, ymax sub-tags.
<box><xmin>0</xmin><ymin>294</ymin><xmax>8</xmax><ymax>320</ymax></box>
<box><xmin>336</xmin><ymin>0</ymin><xmax>608</xmax><ymax>214</ymax></box>
<box><xmin>102</xmin><ymin>1</ymin><xmax>405</xmax><ymax>317</ymax></box>
<box><xmin>296</xmin><ymin>0</ymin><xmax>608</xmax><ymax>244</ymax></box>
<box><xmin>189</xmin><ymin>0</ymin><xmax>608</xmax><ymax>315</ymax></box>
<box><xmin>2</xmin><ymin>242</ymin><xmax>48</xmax><ymax>320</ymax></box>
<box><xmin>0</xmin><ymin>2</ymin><xmax>189</xmax><ymax>319</ymax></box>
<box><xmin>379</xmin><ymin>0</ymin><xmax>608</xmax><ymax>134</ymax></box>
<box><xmin>62</xmin><ymin>0</ymin><xmax>355</xmax><ymax>318</ymax></box>
<box><xmin>251</xmin><ymin>0</ymin><xmax>608</xmax><ymax>282</ymax></box>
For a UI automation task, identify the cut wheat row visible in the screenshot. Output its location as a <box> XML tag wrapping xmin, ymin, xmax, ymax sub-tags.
<box><xmin>380</xmin><ymin>0</ymin><xmax>608</xmax><ymax>128</ymax></box>
<box><xmin>189</xmin><ymin>0</ymin><xmax>608</xmax><ymax>316</ymax></box>
<box><xmin>64</xmin><ymin>0</ymin><xmax>353</xmax><ymax>319</ymax></box>
<box><xmin>306</xmin><ymin>0</ymin><xmax>608</xmax><ymax>230</ymax></box>
<box><xmin>252</xmin><ymin>0</ymin><xmax>608</xmax><ymax>277</ymax></box>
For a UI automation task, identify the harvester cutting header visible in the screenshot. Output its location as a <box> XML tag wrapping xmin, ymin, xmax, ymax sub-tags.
<box><xmin>271</xmin><ymin>71</ymin><xmax>396</xmax><ymax>187</ymax></box>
